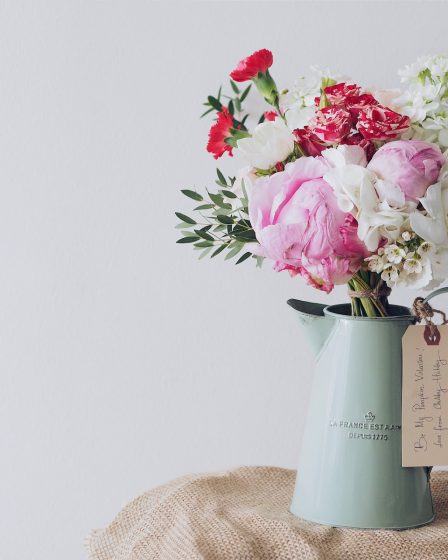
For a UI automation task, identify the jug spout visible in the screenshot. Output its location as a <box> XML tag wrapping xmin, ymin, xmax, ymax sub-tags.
<box><xmin>287</xmin><ymin>299</ymin><xmax>335</xmax><ymax>356</ymax></box>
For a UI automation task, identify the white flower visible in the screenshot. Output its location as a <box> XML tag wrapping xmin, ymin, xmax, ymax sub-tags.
<box><xmin>365</xmin><ymin>254</ymin><xmax>386</xmax><ymax>273</ymax></box>
<box><xmin>396</xmin><ymin>258</ymin><xmax>433</xmax><ymax>290</ymax></box>
<box><xmin>417</xmin><ymin>241</ymin><xmax>435</xmax><ymax>257</ymax></box>
<box><xmin>284</xmin><ymin>104</ymin><xmax>315</xmax><ymax>131</ymax></box>
<box><xmin>237</xmin><ymin>119</ymin><xmax>295</xmax><ymax>170</ymax></box>
<box><xmin>322</xmin><ymin>145</ymin><xmax>367</xmax><ymax>169</ymax></box>
<box><xmin>381</xmin><ymin>264</ymin><xmax>399</xmax><ymax>286</ymax></box>
<box><xmin>368</xmin><ymin>88</ymin><xmax>402</xmax><ymax>112</ymax></box>
<box><xmin>324</xmin><ymin>164</ymin><xmax>407</xmax><ymax>251</ymax></box>
<box><xmin>280</xmin><ymin>66</ymin><xmax>348</xmax><ymax>112</ymax></box>
<box><xmin>401</xmin><ymin>231</ymin><xmax>412</xmax><ymax>242</ymax></box>
<box><xmin>324</xmin><ymin>164</ymin><xmax>374</xmax><ymax>213</ymax></box>
<box><xmin>384</xmin><ymin>244</ymin><xmax>406</xmax><ymax>264</ymax></box>
<box><xmin>403</xmin><ymin>257</ymin><xmax>423</xmax><ymax>274</ymax></box>
<box><xmin>429</xmin><ymin>248</ymin><xmax>448</xmax><ymax>285</ymax></box>
<box><xmin>410</xmin><ymin>182</ymin><xmax>448</xmax><ymax>246</ymax></box>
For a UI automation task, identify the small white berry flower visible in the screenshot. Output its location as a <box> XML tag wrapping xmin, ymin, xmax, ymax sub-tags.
<box><xmin>403</xmin><ymin>258</ymin><xmax>423</xmax><ymax>274</ymax></box>
<box><xmin>401</xmin><ymin>231</ymin><xmax>412</xmax><ymax>242</ymax></box>
<box><xmin>417</xmin><ymin>241</ymin><xmax>435</xmax><ymax>257</ymax></box>
<box><xmin>365</xmin><ymin>254</ymin><xmax>385</xmax><ymax>273</ymax></box>
<box><xmin>381</xmin><ymin>264</ymin><xmax>399</xmax><ymax>285</ymax></box>
<box><xmin>384</xmin><ymin>244</ymin><xmax>407</xmax><ymax>264</ymax></box>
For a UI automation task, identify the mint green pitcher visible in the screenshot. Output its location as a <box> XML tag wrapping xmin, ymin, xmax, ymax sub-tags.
<box><xmin>288</xmin><ymin>297</ymin><xmax>438</xmax><ymax>530</ymax></box>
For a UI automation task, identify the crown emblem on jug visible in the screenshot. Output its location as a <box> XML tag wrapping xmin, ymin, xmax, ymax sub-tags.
<box><xmin>364</xmin><ymin>412</ymin><xmax>375</xmax><ymax>422</ymax></box>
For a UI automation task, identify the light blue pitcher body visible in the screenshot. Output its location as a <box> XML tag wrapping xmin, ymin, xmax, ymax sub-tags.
<box><xmin>288</xmin><ymin>299</ymin><xmax>434</xmax><ymax>530</ymax></box>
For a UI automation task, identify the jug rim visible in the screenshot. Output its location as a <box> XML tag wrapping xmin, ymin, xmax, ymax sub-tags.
<box><xmin>324</xmin><ymin>303</ymin><xmax>414</xmax><ymax>322</ymax></box>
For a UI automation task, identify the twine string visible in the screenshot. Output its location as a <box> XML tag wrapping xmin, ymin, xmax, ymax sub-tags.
<box><xmin>348</xmin><ymin>285</ymin><xmax>391</xmax><ymax>300</ymax></box>
<box><xmin>412</xmin><ymin>296</ymin><xmax>448</xmax><ymax>334</ymax></box>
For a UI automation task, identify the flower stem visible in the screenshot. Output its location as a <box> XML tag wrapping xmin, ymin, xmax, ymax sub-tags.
<box><xmin>348</xmin><ymin>271</ymin><xmax>390</xmax><ymax>317</ymax></box>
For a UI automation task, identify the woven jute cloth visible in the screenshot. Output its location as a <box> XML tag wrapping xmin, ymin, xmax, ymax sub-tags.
<box><xmin>87</xmin><ymin>467</ymin><xmax>448</xmax><ymax>560</ymax></box>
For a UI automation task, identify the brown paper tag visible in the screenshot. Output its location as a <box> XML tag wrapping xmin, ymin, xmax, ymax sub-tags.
<box><xmin>402</xmin><ymin>324</ymin><xmax>448</xmax><ymax>467</ymax></box>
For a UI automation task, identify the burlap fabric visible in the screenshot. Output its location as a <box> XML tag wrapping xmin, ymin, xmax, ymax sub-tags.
<box><xmin>87</xmin><ymin>467</ymin><xmax>448</xmax><ymax>560</ymax></box>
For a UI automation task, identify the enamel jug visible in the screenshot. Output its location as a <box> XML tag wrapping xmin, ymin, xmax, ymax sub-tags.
<box><xmin>287</xmin><ymin>292</ymin><xmax>446</xmax><ymax>529</ymax></box>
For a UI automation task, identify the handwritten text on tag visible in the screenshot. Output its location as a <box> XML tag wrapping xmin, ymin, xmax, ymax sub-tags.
<box><xmin>402</xmin><ymin>324</ymin><xmax>448</xmax><ymax>467</ymax></box>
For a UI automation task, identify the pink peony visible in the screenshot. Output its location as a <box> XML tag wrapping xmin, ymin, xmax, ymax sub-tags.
<box><xmin>248</xmin><ymin>157</ymin><xmax>368</xmax><ymax>292</ymax></box>
<box><xmin>367</xmin><ymin>140</ymin><xmax>445</xmax><ymax>202</ymax></box>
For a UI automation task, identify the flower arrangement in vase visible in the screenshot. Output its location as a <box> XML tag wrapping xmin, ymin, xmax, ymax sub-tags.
<box><xmin>176</xmin><ymin>49</ymin><xmax>448</xmax><ymax>316</ymax></box>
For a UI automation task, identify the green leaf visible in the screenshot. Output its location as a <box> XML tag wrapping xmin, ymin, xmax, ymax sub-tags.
<box><xmin>235</xmin><ymin>251</ymin><xmax>252</xmax><ymax>265</ymax></box>
<box><xmin>216</xmin><ymin>168</ymin><xmax>227</xmax><ymax>186</ymax></box>
<box><xmin>194</xmin><ymin>203</ymin><xmax>214</xmax><ymax>210</ymax></box>
<box><xmin>177</xmin><ymin>236</ymin><xmax>200</xmax><ymax>244</ymax></box>
<box><xmin>175</xmin><ymin>222</ymin><xmax>194</xmax><ymax>229</ymax></box>
<box><xmin>211</xmin><ymin>244</ymin><xmax>227</xmax><ymax>258</ymax></box>
<box><xmin>228</xmin><ymin>99</ymin><xmax>234</xmax><ymax>115</ymax></box>
<box><xmin>232</xmin><ymin>231</ymin><xmax>257</xmax><ymax>242</ymax></box>
<box><xmin>217</xmin><ymin>85</ymin><xmax>222</xmax><ymax>100</ymax></box>
<box><xmin>181</xmin><ymin>189</ymin><xmax>203</xmax><ymax>201</ymax></box>
<box><xmin>240</xmin><ymin>84</ymin><xmax>252</xmax><ymax>102</ymax></box>
<box><xmin>234</xmin><ymin>98</ymin><xmax>241</xmax><ymax>112</ymax></box>
<box><xmin>199</xmin><ymin>246</ymin><xmax>213</xmax><ymax>259</ymax></box>
<box><xmin>194</xmin><ymin>229</ymin><xmax>214</xmax><ymax>241</ymax></box>
<box><xmin>194</xmin><ymin>240</ymin><xmax>214</xmax><ymax>248</ymax></box>
<box><xmin>213</xmin><ymin>224</ymin><xmax>227</xmax><ymax>232</ymax></box>
<box><xmin>209</xmin><ymin>193</ymin><xmax>227</xmax><ymax>207</ymax></box>
<box><xmin>200</xmin><ymin>107</ymin><xmax>214</xmax><ymax>118</ymax></box>
<box><xmin>221</xmin><ymin>190</ymin><xmax>237</xmax><ymax>199</ymax></box>
<box><xmin>175</xmin><ymin>212</ymin><xmax>196</xmax><ymax>225</ymax></box>
<box><xmin>217</xmin><ymin>215</ymin><xmax>234</xmax><ymax>225</ymax></box>
<box><xmin>180</xmin><ymin>230</ymin><xmax>199</xmax><ymax>237</ymax></box>
<box><xmin>207</xmin><ymin>96</ymin><xmax>222</xmax><ymax>112</ymax></box>
<box><xmin>225</xmin><ymin>242</ymin><xmax>244</xmax><ymax>260</ymax></box>
<box><xmin>230</xmin><ymin>79</ymin><xmax>240</xmax><ymax>94</ymax></box>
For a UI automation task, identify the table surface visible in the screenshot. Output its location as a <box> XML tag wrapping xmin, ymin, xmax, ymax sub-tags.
<box><xmin>87</xmin><ymin>466</ymin><xmax>448</xmax><ymax>560</ymax></box>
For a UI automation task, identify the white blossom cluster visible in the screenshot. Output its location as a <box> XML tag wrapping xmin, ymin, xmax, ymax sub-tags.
<box><xmin>365</xmin><ymin>233</ymin><xmax>437</xmax><ymax>289</ymax></box>
<box><xmin>279</xmin><ymin>67</ymin><xmax>347</xmax><ymax>131</ymax></box>
<box><xmin>395</xmin><ymin>55</ymin><xmax>448</xmax><ymax>152</ymax></box>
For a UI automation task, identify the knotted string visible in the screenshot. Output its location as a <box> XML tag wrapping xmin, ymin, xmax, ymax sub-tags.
<box><xmin>348</xmin><ymin>285</ymin><xmax>391</xmax><ymax>300</ymax></box>
<box><xmin>412</xmin><ymin>296</ymin><xmax>448</xmax><ymax>336</ymax></box>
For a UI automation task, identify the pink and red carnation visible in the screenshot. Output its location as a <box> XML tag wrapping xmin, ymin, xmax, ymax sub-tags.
<box><xmin>323</xmin><ymin>82</ymin><xmax>361</xmax><ymax>106</ymax></box>
<box><xmin>293</xmin><ymin>127</ymin><xmax>327</xmax><ymax>157</ymax></box>
<box><xmin>309</xmin><ymin>107</ymin><xmax>352</xmax><ymax>143</ymax></box>
<box><xmin>206</xmin><ymin>107</ymin><xmax>234</xmax><ymax>159</ymax></box>
<box><xmin>357</xmin><ymin>105</ymin><xmax>411</xmax><ymax>141</ymax></box>
<box><xmin>230</xmin><ymin>49</ymin><xmax>273</xmax><ymax>82</ymax></box>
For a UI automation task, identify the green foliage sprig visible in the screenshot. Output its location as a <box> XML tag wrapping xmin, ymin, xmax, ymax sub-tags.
<box><xmin>175</xmin><ymin>169</ymin><xmax>263</xmax><ymax>266</ymax></box>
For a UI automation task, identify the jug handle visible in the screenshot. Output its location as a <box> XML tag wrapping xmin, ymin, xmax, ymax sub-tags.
<box><xmin>422</xmin><ymin>286</ymin><xmax>448</xmax><ymax>306</ymax></box>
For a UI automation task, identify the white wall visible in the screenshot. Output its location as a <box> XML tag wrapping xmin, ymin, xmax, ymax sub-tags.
<box><xmin>2</xmin><ymin>1</ymin><xmax>448</xmax><ymax>558</ymax></box>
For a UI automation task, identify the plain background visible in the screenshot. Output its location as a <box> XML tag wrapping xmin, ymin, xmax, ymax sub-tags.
<box><xmin>2</xmin><ymin>1</ymin><xmax>448</xmax><ymax>558</ymax></box>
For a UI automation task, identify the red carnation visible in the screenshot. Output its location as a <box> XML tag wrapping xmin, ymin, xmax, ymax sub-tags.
<box><xmin>206</xmin><ymin>107</ymin><xmax>234</xmax><ymax>159</ymax></box>
<box><xmin>342</xmin><ymin>132</ymin><xmax>375</xmax><ymax>161</ymax></box>
<box><xmin>324</xmin><ymin>83</ymin><xmax>361</xmax><ymax>106</ymax></box>
<box><xmin>264</xmin><ymin>111</ymin><xmax>278</xmax><ymax>121</ymax></box>
<box><xmin>345</xmin><ymin>94</ymin><xmax>379</xmax><ymax>118</ymax></box>
<box><xmin>230</xmin><ymin>49</ymin><xmax>273</xmax><ymax>82</ymax></box>
<box><xmin>293</xmin><ymin>127</ymin><xmax>327</xmax><ymax>157</ymax></box>
<box><xmin>309</xmin><ymin>107</ymin><xmax>352</xmax><ymax>143</ymax></box>
<box><xmin>357</xmin><ymin>105</ymin><xmax>411</xmax><ymax>141</ymax></box>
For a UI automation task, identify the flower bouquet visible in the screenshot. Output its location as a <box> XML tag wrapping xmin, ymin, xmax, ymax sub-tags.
<box><xmin>176</xmin><ymin>50</ymin><xmax>448</xmax><ymax>316</ymax></box>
